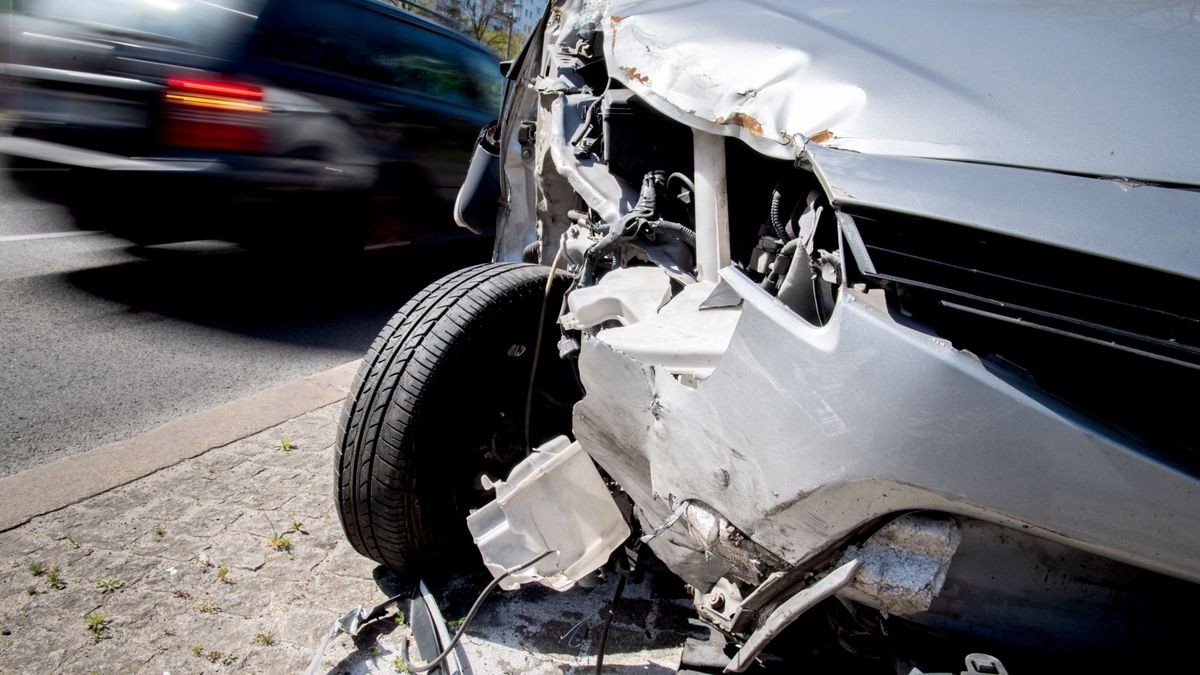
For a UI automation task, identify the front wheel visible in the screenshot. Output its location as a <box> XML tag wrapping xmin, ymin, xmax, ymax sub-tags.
<box><xmin>335</xmin><ymin>262</ymin><xmax>578</xmax><ymax>575</ymax></box>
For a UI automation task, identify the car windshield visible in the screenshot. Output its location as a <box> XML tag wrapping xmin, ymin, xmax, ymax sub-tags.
<box><xmin>17</xmin><ymin>0</ymin><xmax>265</xmax><ymax>47</ymax></box>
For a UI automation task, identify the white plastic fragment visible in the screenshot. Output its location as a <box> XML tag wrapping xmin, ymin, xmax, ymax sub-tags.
<box><xmin>466</xmin><ymin>436</ymin><xmax>631</xmax><ymax>591</ymax></box>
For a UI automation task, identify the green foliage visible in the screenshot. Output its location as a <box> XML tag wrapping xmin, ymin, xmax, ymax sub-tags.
<box><xmin>266</xmin><ymin>536</ymin><xmax>292</xmax><ymax>552</ymax></box>
<box><xmin>96</xmin><ymin>577</ymin><xmax>124</xmax><ymax>595</ymax></box>
<box><xmin>44</xmin><ymin>566</ymin><xmax>64</xmax><ymax>590</ymax></box>
<box><xmin>253</xmin><ymin>632</ymin><xmax>274</xmax><ymax>646</ymax></box>
<box><xmin>84</xmin><ymin>613</ymin><xmax>109</xmax><ymax>643</ymax></box>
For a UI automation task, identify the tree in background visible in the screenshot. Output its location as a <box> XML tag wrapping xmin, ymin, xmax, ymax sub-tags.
<box><xmin>385</xmin><ymin>0</ymin><xmax>525</xmax><ymax>59</ymax></box>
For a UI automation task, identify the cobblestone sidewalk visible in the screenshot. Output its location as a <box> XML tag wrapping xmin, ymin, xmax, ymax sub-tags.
<box><xmin>0</xmin><ymin>403</ymin><xmax>690</xmax><ymax>674</ymax></box>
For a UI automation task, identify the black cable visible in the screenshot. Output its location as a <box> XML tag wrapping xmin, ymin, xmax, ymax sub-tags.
<box><xmin>400</xmin><ymin>551</ymin><xmax>553</xmax><ymax>673</ymax></box>
<box><xmin>769</xmin><ymin>183</ymin><xmax>791</xmax><ymax>241</ymax></box>
<box><xmin>524</xmin><ymin>247</ymin><xmax>564</xmax><ymax>453</ymax></box>
<box><xmin>593</xmin><ymin>571</ymin><xmax>628</xmax><ymax>675</ymax></box>
<box><xmin>667</xmin><ymin>171</ymin><xmax>695</xmax><ymax>195</ymax></box>
<box><xmin>650</xmin><ymin>219</ymin><xmax>696</xmax><ymax>247</ymax></box>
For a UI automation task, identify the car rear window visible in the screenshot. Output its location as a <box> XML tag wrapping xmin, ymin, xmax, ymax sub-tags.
<box><xmin>253</xmin><ymin>0</ymin><xmax>502</xmax><ymax>112</ymax></box>
<box><xmin>16</xmin><ymin>0</ymin><xmax>265</xmax><ymax>50</ymax></box>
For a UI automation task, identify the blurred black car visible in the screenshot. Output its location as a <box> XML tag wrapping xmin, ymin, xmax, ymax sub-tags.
<box><xmin>0</xmin><ymin>0</ymin><xmax>503</xmax><ymax>247</ymax></box>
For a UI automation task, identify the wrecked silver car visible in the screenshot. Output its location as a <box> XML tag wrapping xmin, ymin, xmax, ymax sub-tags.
<box><xmin>337</xmin><ymin>0</ymin><xmax>1200</xmax><ymax>670</ymax></box>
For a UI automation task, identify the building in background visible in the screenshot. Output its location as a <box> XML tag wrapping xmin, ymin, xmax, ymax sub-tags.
<box><xmin>508</xmin><ymin>0</ymin><xmax>542</xmax><ymax>36</ymax></box>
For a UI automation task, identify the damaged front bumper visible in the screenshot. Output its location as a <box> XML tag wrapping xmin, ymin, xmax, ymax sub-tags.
<box><xmin>575</xmin><ymin>266</ymin><xmax>1200</xmax><ymax>590</ymax></box>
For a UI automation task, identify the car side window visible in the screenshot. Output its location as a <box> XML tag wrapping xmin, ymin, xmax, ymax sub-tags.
<box><xmin>254</xmin><ymin>0</ymin><xmax>388</xmax><ymax>82</ymax></box>
<box><xmin>253</xmin><ymin>0</ymin><xmax>498</xmax><ymax>112</ymax></box>
<box><xmin>458</xmin><ymin>47</ymin><xmax>504</xmax><ymax>113</ymax></box>
<box><xmin>377</xmin><ymin>22</ymin><xmax>499</xmax><ymax>111</ymax></box>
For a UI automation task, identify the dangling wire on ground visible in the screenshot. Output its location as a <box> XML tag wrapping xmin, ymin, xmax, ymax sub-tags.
<box><xmin>399</xmin><ymin>550</ymin><xmax>554</xmax><ymax>673</ymax></box>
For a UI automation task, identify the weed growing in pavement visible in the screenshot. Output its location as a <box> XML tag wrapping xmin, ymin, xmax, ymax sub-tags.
<box><xmin>367</xmin><ymin>646</ymin><xmax>380</xmax><ymax>657</ymax></box>
<box><xmin>253</xmin><ymin>632</ymin><xmax>274</xmax><ymax>646</ymax></box>
<box><xmin>152</xmin><ymin>644</ymin><xmax>168</xmax><ymax>655</ymax></box>
<box><xmin>217</xmin><ymin>567</ymin><xmax>230</xmax><ymax>583</ymax></box>
<box><xmin>153</xmin><ymin>524</ymin><xmax>165</xmax><ymax>538</ymax></box>
<box><xmin>262</xmin><ymin>516</ymin><xmax>295</xmax><ymax>552</ymax></box>
<box><xmin>65</xmin><ymin>535</ymin><xmax>80</xmax><ymax>549</ymax></box>
<box><xmin>393</xmin><ymin>609</ymin><xmax>406</xmax><ymax>625</ymax></box>
<box><xmin>27</xmin><ymin>562</ymin><xmax>45</xmax><ymax>577</ymax></box>
<box><xmin>25</xmin><ymin>586</ymin><xmax>37</xmax><ymax>596</ymax></box>
<box><xmin>198</xmin><ymin>600</ymin><xmax>220</xmax><ymax>614</ymax></box>
<box><xmin>84</xmin><ymin>612</ymin><xmax>109</xmax><ymax>643</ymax></box>
<box><xmin>393</xmin><ymin>657</ymin><xmax>411</xmax><ymax>673</ymax></box>
<box><xmin>275</xmin><ymin>437</ymin><xmax>296</xmax><ymax>452</ymax></box>
<box><xmin>267</xmin><ymin>535</ymin><xmax>292</xmax><ymax>552</ymax></box>
<box><xmin>95</xmin><ymin>577</ymin><xmax>124</xmax><ymax>595</ymax></box>
<box><xmin>196</xmin><ymin>648</ymin><xmax>233</xmax><ymax>664</ymax></box>
<box><xmin>44</xmin><ymin>567</ymin><xmax>64</xmax><ymax>590</ymax></box>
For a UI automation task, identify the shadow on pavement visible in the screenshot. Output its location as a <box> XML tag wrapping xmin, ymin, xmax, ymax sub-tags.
<box><xmin>63</xmin><ymin>236</ymin><xmax>494</xmax><ymax>350</ymax></box>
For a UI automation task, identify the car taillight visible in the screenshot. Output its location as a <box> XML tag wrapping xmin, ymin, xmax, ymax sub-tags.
<box><xmin>161</xmin><ymin>76</ymin><xmax>267</xmax><ymax>153</ymax></box>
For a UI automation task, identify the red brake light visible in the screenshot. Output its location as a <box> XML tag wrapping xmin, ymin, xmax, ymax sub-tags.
<box><xmin>161</xmin><ymin>75</ymin><xmax>268</xmax><ymax>152</ymax></box>
<box><xmin>166</xmin><ymin>77</ymin><xmax>263</xmax><ymax>101</ymax></box>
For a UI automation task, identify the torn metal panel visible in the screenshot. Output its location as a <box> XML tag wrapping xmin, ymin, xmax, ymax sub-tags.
<box><xmin>548</xmin><ymin>93</ymin><xmax>638</xmax><ymax>225</ymax></box>
<box><xmin>724</xmin><ymin>559</ymin><xmax>862</xmax><ymax>673</ymax></box>
<box><xmin>572</xmin><ymin>341</ymin><xmax>738</xmax><ymax>589</ymax></box>
<box><xmin>573</xmin><ymin>266</ymin><xmax>1200</xmax><ymax>586</ymax></box>
<box><xmin>593</xmin><ymin>279</ymin><xmax>741</xmax><ymax>377</ymax></box>
<box><xmin>604</xmin><ymin>0</ymin><xmax>1200</xmax><ymax>186</ymax></box>
<box><xmin>677</xmin><ymin>501</ymin><xmax>786</xmax><ymax>586</ymax></box>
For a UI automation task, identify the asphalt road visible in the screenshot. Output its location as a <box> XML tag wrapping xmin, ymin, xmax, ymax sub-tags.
<box><xmin>0</xmin><ymin>172</ymin><xmax>491</xmax><ymax>476</ymax></box>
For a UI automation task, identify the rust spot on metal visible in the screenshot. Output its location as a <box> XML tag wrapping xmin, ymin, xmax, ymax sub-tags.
<box><xmin>715</xmin><ymin>112</ymin><xmax>763</xmax><ymax>137</ymax></box>
<box><xmin>808</xmin><ymin>130</ymin><xmax>835</xmax><ymax>144</ymax></box>
<box><xmin>611</xmin><ymin>15</ymin><xmax>624</xmax><ymax>24</ymax></box>
<box><xmin>620</xmin><ymin>66</ymin><xmax>650</xmax><ymax>84</ymax></box>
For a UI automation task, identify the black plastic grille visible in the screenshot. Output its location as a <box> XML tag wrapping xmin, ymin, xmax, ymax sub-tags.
<box><xmin>849</xmin><ymin>208</ymin><xmax>1200</xmax><ymax>460</ymax></box>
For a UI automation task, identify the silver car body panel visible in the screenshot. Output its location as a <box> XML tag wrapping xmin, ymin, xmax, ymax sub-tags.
<box><xmin>603</xmin><ymin>0</ymin><xmax>1200</xmax><ymax>187</ymax></box>
<box><xmin>573</xmin><ymin>268</ymin><xmax>1200</xmax><ymax>586</ymax></box>
<box><xmin>807</xmin><ymin>145</ymin><xmax>1200</xmax><ymax>282</ymax></box>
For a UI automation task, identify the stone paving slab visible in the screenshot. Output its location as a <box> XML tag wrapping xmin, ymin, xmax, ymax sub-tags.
<box><xmin>0</xmin><ymin>402</ymin><xmax>691</xmax><ymax>674</ymax></box>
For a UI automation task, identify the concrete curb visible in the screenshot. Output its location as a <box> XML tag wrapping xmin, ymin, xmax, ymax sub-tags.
<box><xmin>0</xmin><ymin>359</ymin><xmax>362</xmax><ymax>532</ymax></box>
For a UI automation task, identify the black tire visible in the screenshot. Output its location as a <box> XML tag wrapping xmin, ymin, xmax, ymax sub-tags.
<box><xmin>336</xmin><ymin>262</ymin><xmax>578</xmax><ymax>575</ymax></box>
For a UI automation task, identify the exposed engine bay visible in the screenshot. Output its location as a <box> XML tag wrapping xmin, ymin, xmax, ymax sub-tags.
<box><xmin>451</xmin><ymin>0</ymin><xmax>1200</xmax><ymax>671</ymax></box>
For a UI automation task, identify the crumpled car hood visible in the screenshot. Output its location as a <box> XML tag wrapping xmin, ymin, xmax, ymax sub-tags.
<box><xmin>603</xmin><ymin>0</ymin><xmax>1200</xmax><ymax>187</ymax></box>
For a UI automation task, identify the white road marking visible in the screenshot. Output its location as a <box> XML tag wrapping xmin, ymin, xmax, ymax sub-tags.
<box><xmin>0</xmin><ymin>230</ymin><xmax>101</xmax><ymax>243</ymax></box>
<box><xmin>363</xmin><ymin>241</ymin><xmax>412</xmax><ymax>252</ymax></box>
